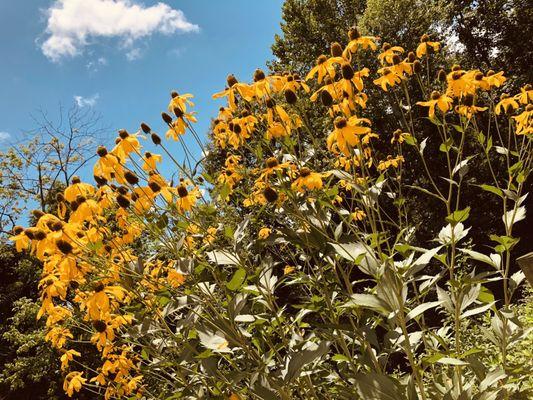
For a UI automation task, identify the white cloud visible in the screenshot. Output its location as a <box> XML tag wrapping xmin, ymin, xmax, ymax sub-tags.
<box><xmin>74</xmin><ymin>94</ymin><xmax>99</xmax><ymax>107</ymax></box>
<box><xmin>0</xmin><ymin>131</ymin><xmax>11</xmax><ymax>141</ymax></box>
<box><xmin>41</xmin><ymin>0</ymin><xmax>199</xmax><ymax>62</ymax></box>
<box><xmin>86</xmin><ymin>56</ymin><xmax>108</xmax><ymax>71</ymax></box>
<box><xmin>125</xmin><ymin>47</ymin><xmax>142</xmax><ymax>61</ymax></box>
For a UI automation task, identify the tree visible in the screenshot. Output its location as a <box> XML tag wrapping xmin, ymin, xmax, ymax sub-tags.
<box><xmin>0</xmin><ymin>104</ymin><xmax>106</xmax><ymax>235</ymax></box>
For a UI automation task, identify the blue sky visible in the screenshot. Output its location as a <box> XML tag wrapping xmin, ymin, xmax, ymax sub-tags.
<box><xmin>0</xmin><ymin>0</ymin><xmax>284</xmax><ymax>173</ymax></box>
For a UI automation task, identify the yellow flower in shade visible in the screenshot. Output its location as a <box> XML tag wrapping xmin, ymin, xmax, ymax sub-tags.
<box><xmin>373</xmin><ymin>67</ymin><xmax>402</xmax><ymax>91</ymax></box>
<box><xmin>377</xmin><ymin>43</ymin><xmax>404</xmax><ymax>65</ymax></box>
<box><xmin>456</xmin><ymin>94</ymin><xmax>487</xmax><ymax>119</ymax></box>
<box><xmin>416</xmin><ymin>34</ymin><xmax>440</xmax><ymax>58</ymax></box>
<box><xmin>168</xmin><ymin>270</ymin><xmax>186</xmax><ymax>288</ymax></box>
<box><xmin>63</xmin><ymin>371</ymin><xmax>86</xmax><ymax>397</ymax></box>
<box><xmin>515</xmin><ymin>84</ymin><xmax>533</xmax><ymax>105</ymax></box>
<box><xmin>283</xmin><ymin>265</ymin><xmax>296</xmax><ymax>275</ymax></box>
<box><xmin>343</xmin><ymin>27</ymin><xmax>378</xmax><ymax>60</ymax></box>
<box><xmin>495</xmin><ymin>94</ymin><xmax>519</xmax><ymax>115</ymax></box>
<box><xmin>417</xmin><ymin>91</ymin><xmax>453</xmax><ymax>119</ymax></box>
<box><xmin>291</xmin><ymin>167</ymin><xmax>323</xmax><ymax>192</ymax></box>
<box><xmin>258</xmin><ymin>227</ymin><xmax>272</xmax><ymax>240</ymax></box>
<box><xmin>513</xmin><ymin>105</ymin><xmax>533</xmax><ymax>136</ymax></box>
<box><xmin>327</xmin><ymin>116</ymin><xmax>371</xmax><ymax>155</ymax></box>
<box><xmin>45</xmin><ymin>326</ymin><xmax>73</xmax><ymax>349</ymax></box>
<box><xmin>483</xmin><ymin>70</ymin><xmax>506</xmax><ymax>89</ymax></box>
<box><xmin>378</xmin><ymin>155</ymin><xmax>405</xmax><ymax>171</ymax></box>
<box><xmin>60</xmin><ymin>349</ymin><xmax>81</xmax><ymax>371</ymax></box>
<box><xmin>142</xmin><ymin>152</ymin><xmax>162</xmax><ymax>172</ymax></box>
<box><xmin>391</xmin><ymin>129</ymin><xmax>411</xmax><ymax>144</ymax></box>
<box><xmin>351</xmin><ymin>208</ymin><xmax>366</xmax><ymax>221</ymax></box>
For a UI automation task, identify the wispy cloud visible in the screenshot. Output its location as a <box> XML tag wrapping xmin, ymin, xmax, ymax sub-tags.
<box><xmin>86</xmin><ymin>56</ymin><xmax>108</xmax><ymax>71</ymax></box>
<box><xmin>0</xmin><ymin>131</ymin><xmax>11</xmax><ymax>141</ymax></box>
<box><xmin>126</xmin><ymin>47</ymin><xmax>143</xmax><ymax>61</ymax></box>
<box><xmin>41</xmin><ymin>0</ymin><xmax>199</xmax><ymax>62</ymax></box>
<box><xmin>74</xmin><ymin>94</ymin><xmax>99</xmax><ymax>108</ymax></box>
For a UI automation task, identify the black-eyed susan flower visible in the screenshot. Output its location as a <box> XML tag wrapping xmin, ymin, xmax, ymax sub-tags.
<box><xmin>495</xmin><ymin>94</ymin><xmax>519</xmax><ymax>115</ymax></box>
<box><xmin>456</xmin><ymin>94</ymin><xmax>487</xmax><ymax>119</ymax></box>
<box><xmin>417</xmin><ymin>91</ymin><xmax>453</xmax><ymax>119</ymax></box>
<box><xmin>343</xmin><ymin>27</ymin><xmax>377</xmax><ymax>60</ymax></box>
<box><xmin>63</xmin><ymin>371</ymin><xmax>86</xmax><ymax>397</ymax></box>
<box><xmin>327</xmin><ymin>116</ymin><xmax>372</xmax><ymax>155</ymax></box>
<box><xmin>291</xmin><ymin>167</ymin><xmax>323</xmax><ymax>192</ymax></box>
<box><xmin>378</xmin><ymin>43</ymin><xmax>404</xmax><ymax>65</ymax></box>
<box><xmin>416</xmin><ymin>34</ymin><xmax>440</xmax><ymax>58</ymax></box>
<box><xmin>373</xmin><ymin>67</ymin><xmax>402</xmax><ymax>91</ymax></box>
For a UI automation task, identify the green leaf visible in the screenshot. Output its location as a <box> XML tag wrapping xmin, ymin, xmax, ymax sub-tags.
<box><xmin>226</xmin><ymin>268</ymin><xmax>246</xmax><ymax>291</ymax></box>
<box><xmin>406</xmin><ymin>301</ymin><xmax>442</xmax><ymax>321</ymax></box>
<box><xmin>354</xmin><ymin>373</ymin><xmax>406</xmax><ymax>400</ymax></box>
<box><xmin>459</xmin><ymin>248</ymin><xmax>498</xmax><ymax>269</ymax></box>
<box><xmin>284</xmin><ymin>341</ymin><xmax>330</xmax><ymax>382</ymax></box>
<box><xmin>332</xmin><ymin>354</ymin><xmax>351</xmax><ymax>363</ymax></box>
<box><xmin>479</xmin><ymin>184</ymin><xmax>503</xmax><ymax>198</ymax></box>
<box><xmin>342</xmin><ymin>293</ymin><xmax>390</xmax><ymax>315</ymax></box>
<box><xmin>445</xmin><ymin>207</ymin><xmax>470</xmax><ymax>225</ymax></box>
<box><xmin>437</xmin><ymin>357</ymin><xmax>468</xmax><ymax>366</ymax></box>
<box><xmin>439</xmin><ymin>137</ymin><xmax>454</xmax><ymax>152</ymax></box>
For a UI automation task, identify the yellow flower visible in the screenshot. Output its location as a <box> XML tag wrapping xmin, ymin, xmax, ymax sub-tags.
<box><xmin>416</xmin><ymin>34</ymin><xmax>440</xmax><ymax>58</ymax></box>
<box><xmin>258</xmin><ymin>228</ymin><xmax>272</xmax><ymax>240</ymax></box>
<box><xmin>291</xmin><ymin>167</ymin><xmax>323</xmax><ymax>192</ymax></box>
<box><xmin>417</xmin><ymin>91</ymin><xmax>453</xmax><ymax>119</ymax></box>
<box><xmin>142</xmin><ymin>152</ymin><xmax>162</xmax><ymax>172</ymax></box>
<box><xmin>60</xmin><ymin>349</ymin><xmax>81</xmax><ymax>371</ymax></box>
<box><xmin>327</xmin><ymin>116</ymin><xmax>371</xmax><ymax>155</ymax></box>
<box><xmin>391</xmin><ymin>129</ymin><xmax>411</xmax><ymax>144</ymax></box>
<box><xmin>176</xmin><ymin>182</ymin><xmax>199</xmax><ymax>213</ymax></box>
<box><xmin>351</xmin><ymin>208</ymin><xmax>366</xmax><ymax>221</ymax></box>
<box><xmin>373</xmin><ymin>67</ymin><xmax>402</xmax><ymax>91</ymax></box>
<box><xmin>515</xmin><ymin>84</ymin><xmax>533</xmax><ymax>105</ymax></box>
<box><xmin>283</xmin><ymin>265</ymin><xmax>296</xmax><ymax>275</ymax></box>
<box><xmin>495</xmin><ymin>94</ymin><xmax>519</xmax><ymax>115</ymax></box>
<box><xmin>10</xmin><ymin>226</ymin><xmax>30</xmax><ymax>252</ymax></box>
<box><xmin>343</xmin><ymin>27</ymin><xmax>377</xmax><ymax>60</ymax></box>
<box><xmin>378</xmin><ymin>155</ymin><xmax>405</xmax><ymax>171</ymax></box>
<box><xmin>456</xmin><ymin>94</ymin><xmax>487</xmax><ymax>119</ymax></box>
<box><xmin>168</xmin><ymin>270</ymin><xmax>186</xmax><ymax>288</ymax></box>
<box><xmin>513</xmin><ymin>105</ymin><xmax>533</xmax><ymax>135</ymax></box>
<box><xmin>377</xmin><ymin>43</ymin><xmax>404</xmax><ymax>65</ymax></box>
<box><xmin>63</xmin><ymin>371</ymin><xmax>86</xmax><ymax>397</ymax></box>
<box><xmin>165</xmin><ymin>111</ymin><xmax>198</xmax><ymax>140</ymax></box>
<box><xmin>167</xmin><ymin>92</ymin><xmax>194</xmax><ymax>114</ymax></box>
<box><xmin>306</xmin><ymin>55</ymin><xmax>338</xmax><ymax>84</ymax></box>
<box><xmin>445</xmin><ymin>67</ymin><xmax>477</xmax><ymax>98</ymax></box>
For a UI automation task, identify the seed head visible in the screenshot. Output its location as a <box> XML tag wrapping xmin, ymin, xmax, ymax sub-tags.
<box><xmin>284</xmin><ymin>89</ymin><xmax>297</xmax><ymax>105</ymax></box>
<box><xmin>140</xmin><ymin>122</ymin><xmax>151</xmax><ymax>133</ymax></box>
<box><xmin>330</xmin><ymin>42</ymin><xmax>343</xmax><ymax>57</ymax></box>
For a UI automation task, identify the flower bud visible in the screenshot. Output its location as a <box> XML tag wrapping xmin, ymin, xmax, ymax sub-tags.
<box><xmin>413</xmin><ymin>60</ymin><xmax>422</xmax><ymax>74</ymax></box>
<box><xmin>162</xmin><ymin>112</ymin><xmax>173</xmax><ymax>125</ymax></box>
<box><xmin>348</xmin><ymin>27</ymin><xmax>360</xmax><ymax>40</ymax></box>
<box><xmin>284</xmin><ymin>89</ymin><xmax>297</xmax><ymax>105</ymax></box>
<box><xmin>177</xmin><ymin>185</ymin><xmax>189</xmax><ymax>198</ymax></box>
<box><xmin>227</xmin><ymin>74</ymin><xmax>238</xmax><ymax>87</ymax></box>
<box><xmin>407</xmin><ymin>52</ymin><xmax>416</xmax><ymax>63</ymax></box>
<box><xmin>263</xmin><ymin>187</ymin><xmax>278</xmax><ymax>203</ymax></box>
<box><xmin>341</xmin><ymin>63</ymin><xmax>354</xmax><ymax>80</ymax></box>
<box><xmin>97</xmin><ymin>146</ymin><xmax>108</xmax><ymax>157</ymax></box>
<box><xmin>254</xmin><ymin>69</ymin><xmax>266</xmax><ymax>82</ymax></box>
<box><xmin>116</xmin><ymin>194</ymin><xmax>130</xmax><ymax>208</ymax></box>
<box><xmin>330</xmin><ymin>42</ymin><xmax>343</xmax><ymax>57</ymax></box>
<box><xmin>140</xmin><ymin>122</ymin><xmax>151</xmax><ymax>133</ymax></box>
<box><xmin>265</xmin><ymin>157</ymin><xmax>279</xmax><ymax>168</ymax></box>
<box><xmin>438</xmin><ymin>69</ymin><xmax>447</xmax><ymax>82</ymax></box>
<box><xmin>321</xmin><ymin>90</ymin><xmax>333</xmax><ymax>107</ymax></box>
<box><xmin>151</xmin><ymin>133</ymin><xmax>162</xmax><ymax>145</ymax></box>
<box><xmin>56</xmin><ymin>239</ymin><xmax>73</xmax><ymax>254</ymax></box>
<box><xmin>124</xmin><ymin>171</ymin><xmax>139</xmax><ymax>185</ymax></box>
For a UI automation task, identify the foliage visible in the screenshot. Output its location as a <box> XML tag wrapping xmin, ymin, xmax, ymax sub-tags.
<box><xmin>13</xmin><ymin>21</ymin><xmax>533</xmax><ymax>400</ymax></box>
